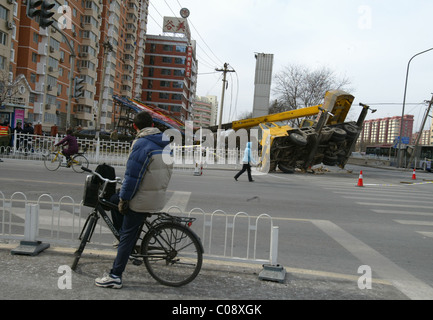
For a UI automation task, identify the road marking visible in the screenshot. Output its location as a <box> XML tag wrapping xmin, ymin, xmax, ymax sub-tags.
<box><xmin>341</xmin><ymin>196</ymin><xmax>431</xmax><ymax>204</ymax></box>
<box><xmin>394</xmin><ymin>220</ymin><xmax>433</xmax><ymax>226</ymax></box>
<box><xmin>417</xmin><ymin>231</ymin><xmax>433</xmax><ymax>238</ymax></box>
<box><xmin>356</xmin><ymin>202</ymin><xmax>432</xmax><ymax>210</ymax></box>
<box><xmin>163</xmin><ymin>191</ymin><xmax>191</xmax><ymax>213</ymax></box>
<box><xmin>0</xmin><ymin>177</ymin><xmax>82</xmax><ymax>186</ymax></box>
<box><xmin>311</xmin><ymin>219</ymin><xmax>433</xmax><ymax>300</ymax></box>
<box><xmin>372</xmin><ymin>209</ymin><xmax>433</xmax><ymax>217</ymax></box>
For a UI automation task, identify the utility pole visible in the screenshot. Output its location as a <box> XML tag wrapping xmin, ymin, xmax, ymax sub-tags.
<box><xmin>406</xmin><ymin>94</ymin><xmax>433</xmax><ymax>169</ymax></box>
<box><xmin>215</xmin><ymin>63</ymin><xmax>235</xmax><ymax>130</ymax></box>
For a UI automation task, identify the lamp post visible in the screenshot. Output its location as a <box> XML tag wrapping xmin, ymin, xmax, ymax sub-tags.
<box><xmin>397</xmin><ymin>47</ymin><xmax>433</xmax><ymax>168</ymax></box>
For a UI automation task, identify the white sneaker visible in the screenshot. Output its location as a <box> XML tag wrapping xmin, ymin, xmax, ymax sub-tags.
<box><xmin>95</xmin><ymin>273</ymin><xmax>122</xmax><ymax>289</ymax></box>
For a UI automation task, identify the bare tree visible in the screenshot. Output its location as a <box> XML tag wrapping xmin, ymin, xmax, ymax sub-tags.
<box><xmin>272</xmin><ymin>64</ymin><xmax>352</xmax><ymax>114</ymax></box>
<box><xmin>0</xmin><ymin>70</ymin><xmax>26</xmax><ymax>108</ymax></box>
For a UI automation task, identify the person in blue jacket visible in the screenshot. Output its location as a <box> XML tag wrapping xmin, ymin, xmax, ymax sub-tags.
<box><xmin>234</xmin><ymin>142</ymin><xmax>256</xmax><ymax>182</ymax></box>
<box><xmin>95</xmin><ymin>111</ymin><xmax>173</xmax><ymax>289</ymax></box>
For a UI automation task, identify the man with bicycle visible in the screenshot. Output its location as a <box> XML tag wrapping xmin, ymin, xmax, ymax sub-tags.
<box><xmin>95</xmin><ymin>111</ymin><xmax>173</xmax><ymax>289</ymax></box>
<box><xmin>55</xmin><ymin>129</ymin><xmax>78</xmax><ymax>167</ymax></box>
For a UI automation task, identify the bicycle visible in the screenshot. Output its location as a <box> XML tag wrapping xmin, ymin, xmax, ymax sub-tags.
<box><xmin>71</xmin><ymin>167</ymin><xmax>204</xmax><ymax>287</ymax></box>
<box><xmin>43</xmin><ymin>147</ymin><xmax>89</xmax><ymax>173</ymax></box>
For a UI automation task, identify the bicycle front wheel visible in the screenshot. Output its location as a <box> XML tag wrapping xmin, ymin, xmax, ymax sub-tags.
<box><xmin>43</xmin><ymin>153</ymin><xmax>61</xmax><ymax>171</ymax></box>
<box><xmin>141</xmin><ymin>223</ymin><xmax>203</xmax><ymax>287</ymax></box>
<box><xmin>71</xmin><ymin>155</ymin><xmax>89</xmax><ymax>173</ymax></box>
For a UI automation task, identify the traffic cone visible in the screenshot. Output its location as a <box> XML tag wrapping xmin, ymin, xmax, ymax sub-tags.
<box><xmin>357</xmin><ymin>171</ymin><xmax>364</xmax><ymax>187</ymax></box>
<box><xmin>412</xmin><ymin>169</ymin><xmax>416</xmax><ymax>180</ymax></box>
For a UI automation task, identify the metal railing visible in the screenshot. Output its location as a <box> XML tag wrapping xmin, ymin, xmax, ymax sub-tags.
<box><xmin>0</xmin><ymin>192</ymin><xmax>279</xmax><ymax>265</ymax></box>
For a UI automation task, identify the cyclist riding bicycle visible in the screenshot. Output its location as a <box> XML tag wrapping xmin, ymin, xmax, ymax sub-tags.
<box><xmin>95</xmin><ymin>111</ymin><xmax>173</xmax><ymax>289</ymax></box>
<box><xmin>54</xmin><ymin>129</ymin><xmax>78</xmax><ymax>167</ymax></box>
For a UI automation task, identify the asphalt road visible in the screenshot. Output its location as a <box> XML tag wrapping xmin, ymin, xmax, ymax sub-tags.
<box><xmin>1</xmin><ymin>159</ymin><xmax>433</xmax><ymax>300</ymax></box>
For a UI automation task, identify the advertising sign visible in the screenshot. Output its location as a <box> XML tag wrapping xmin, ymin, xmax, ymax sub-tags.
<box><xmin>163</xmin><ymin>17</ymin><xmax>191</xmax><ymax>40</ymax></box>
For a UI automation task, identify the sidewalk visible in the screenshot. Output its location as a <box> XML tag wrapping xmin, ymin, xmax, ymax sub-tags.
<box><xmin>0</xmin><ymin>242</ymin><xmax>408</xmax><ymax>300</ymax></box>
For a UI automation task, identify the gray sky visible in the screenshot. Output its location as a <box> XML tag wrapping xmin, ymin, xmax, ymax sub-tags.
<box><xmin>147</xmin><ymin>0</ymin><xmax>433</xmax><ymax>129</ymax></box>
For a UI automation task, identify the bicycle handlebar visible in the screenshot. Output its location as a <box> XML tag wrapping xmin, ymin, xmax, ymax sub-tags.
<box><xmin>82</xmin><ymin>166</ymin><xmax>122</xmax><ymax>184</ymax></box>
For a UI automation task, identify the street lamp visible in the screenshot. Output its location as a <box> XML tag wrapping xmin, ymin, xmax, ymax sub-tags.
<box><xmin>397</xmin><ymin>47</ymin><xmax>433</xmax><ymax>168</ymax></box>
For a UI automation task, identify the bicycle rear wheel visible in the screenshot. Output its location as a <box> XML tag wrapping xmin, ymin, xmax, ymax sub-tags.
<box><xmin>43</xmin><ymin>153</ymin><xmax>61</xmax><ymax>171</ymax></box>
<box><xmin>141</xmin><ymin>222</ymin><xmax>203</xmax><ymax>287</ymax></box>
<box><xmin>71</xmin><ymin>155</ymin><xmax>89</xmax><ymax>173</ymax></box>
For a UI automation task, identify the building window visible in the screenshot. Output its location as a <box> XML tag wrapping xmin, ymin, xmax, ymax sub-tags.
<box><xmin>160</xmin><ymin>81</ymin><xmax>170</xmax><ymax>87</ymax></box>
<box><xmin>0</xmin><ymin>31</ymin><xmax>7</xmax><ymax>46</ymax></box>
<box><xmin>159</xmin><ymin>92</ymin><xmax>169</xmax><ymax>99</ymax></box>
<box><xmin>172</xmin><ymin>94</ymin><xmax>182</xmax><ymax>100</ymax></box>
<box><xmin>175</xmin><ymin>57</ymin><xmax>185</xmax><ymax>64</ymax></box>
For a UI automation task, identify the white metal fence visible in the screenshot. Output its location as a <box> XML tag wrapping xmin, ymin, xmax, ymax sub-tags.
<box><xmin>1</xmin><ymin>133</ymin><xmax>244</xmax><ymax>169</ymax></box>
<box><xmin>0</xmin><ymin>192</ymin><xmax>279</xmax><ymax>265</ymax></box>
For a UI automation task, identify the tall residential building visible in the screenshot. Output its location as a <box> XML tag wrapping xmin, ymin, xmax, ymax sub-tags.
<box><xmin>1</xmin><ymin>0</ymin><xmax>149</xmax><ymax>133</ymax></box>
<box><xmin>358</xmin><ymin>115</ymin><xmax>414</xmax><ymax>148</ymax></box>
<box><xmin>192</xmin><ymin>96</ymin><xmax>214</xmax><ymax>127</ymax></box>
<box><xmin>141</xmin><ymin>34</ymin><xmax>198</xmax><ymax>122</ymax></box>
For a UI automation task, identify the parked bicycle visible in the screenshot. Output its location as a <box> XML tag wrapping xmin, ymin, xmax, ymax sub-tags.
<box><xmin>43</xmin><ymin>147</ymin><xmax>89</xmax><ymax>173</ymax></box>
<box><xmin>71</xmin><ymin>167</ymin><xmax>204</xmax><ymax>287</ymax></box>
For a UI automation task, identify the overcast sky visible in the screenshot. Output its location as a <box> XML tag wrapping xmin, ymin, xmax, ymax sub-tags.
<box><xmin>147</xmin><ymin>0</ymin><xmax>433</xmax><ymax>130</ymax></box>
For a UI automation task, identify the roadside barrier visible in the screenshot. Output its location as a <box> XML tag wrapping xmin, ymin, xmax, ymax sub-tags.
<box><xmin>0</xmin><ymin>192</ymin><xmax>282</xmax><ymax>269</ymax></box>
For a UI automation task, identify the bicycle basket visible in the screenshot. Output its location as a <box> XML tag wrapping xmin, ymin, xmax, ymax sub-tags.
<box><xmin>82</xmin><ymin>175</ymin><xmax>99</xmax><ymax>207</ymax></box>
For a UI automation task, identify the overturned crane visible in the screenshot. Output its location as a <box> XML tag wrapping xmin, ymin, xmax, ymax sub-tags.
<box><xmin>210</xmin><ymin>90</ymin><xmax>376</xmax><ymax>173</ymax></box>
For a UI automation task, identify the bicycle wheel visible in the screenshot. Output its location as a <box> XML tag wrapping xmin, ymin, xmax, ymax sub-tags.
<box><xmin>141</xmin><ymin>222</ymin><xmax>203</xmax><ymax>287</ymax></box>
<box><xmin>71</xmin><ymin>213</ymin><xmax>98</xmax><ymax>271</ymax></box>
<box><xmin>71</xmin><ymin>155</ymin><xmax>89</xmax><ymax>173</ymax></box>
<box><xmin>43</xmin><ymin>153</ymin><xmax>61</xmax><ymax>171</ymax></box>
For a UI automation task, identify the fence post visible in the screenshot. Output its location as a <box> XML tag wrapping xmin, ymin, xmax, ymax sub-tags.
<box><xmin>11</xmin><ymin>204</ymin><xmax>50</xmax><ymax>256</ymax></box>
<box><xmin>258</xmin><ymin>226</ymin><xmax>286</xmax><ymax>283</ymax></box>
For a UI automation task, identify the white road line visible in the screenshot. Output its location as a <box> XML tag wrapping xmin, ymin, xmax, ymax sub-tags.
<box><xmin>356</xmin><ymin>202</ymin><xmax>432</xmax><ymax>210</ymax></box>
<box><xmin>372</xmin><ymin>209</ymin><xmax>433</xmax><ymax>217</ymax></box>
<box><xmin>163</xmin><ymin>191</ymin><xmax>191</xmax><ymax>212</ymax></box>
<box><xmin>417</xmin><ymin>231</ymin><xmax>433</xmax><ymax>238</ymax></box>
<box><xmin>394</xmin><ymin>220</ymin><xmax>433</xmax><ymax>226</ymax></box>
<box><xmin>312</xmin><ymin>219</ymin><xmax>433</xmax><ymax>300</ymax></box>
<box><xmin>341</xmin><ymin>196</ymin><xmax>432</xmax><ymax>204</ymax></box>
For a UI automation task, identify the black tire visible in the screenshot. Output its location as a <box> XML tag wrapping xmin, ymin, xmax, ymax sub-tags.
<box><xmin>141</xmin><ymin>222</ymin><xmax>203</xmax><ymax>287</ymax></box>
<box><xmin>71</xmin><ymin>214</ymin><xmax>97</xmax><ymax>271</ymax></box>
<box><xmin>44</xmin><ymin>153</ymin><xmax>61</xmax><ymax>171</ymax></box>
<box><xmin>278</xmin><ymin>162</ymin><xmax>295</xmax><ymax>173</ymax></box>
<box><xmin>342</xmin><ymin>124</ymin><xmax>358</xmax><ymax>137</ymax></box>
<box><xmin>322</xmin><ymin>154</ymin><xmax>338</xmax><ymax>166</ymax></box>
<box><xmin>330</xmin><ymin>128</ymin><xmax>347</xmax><ymax>142</ymax></box>
<box><xmin>289</xmin><ymin>133</ymin><xmax>308</xmax><ymax>146</ymax></box>
<box><xmin>71</xmin><ymin>155</ymin><xmax>89</xmax><ymax>173</ymax></box>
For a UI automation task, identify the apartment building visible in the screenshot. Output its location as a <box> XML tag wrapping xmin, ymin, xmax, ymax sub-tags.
<box><xmin>192</xmin><ymin>96</ymin><xmax>214</xmax><ymax>127</ymax></box>
<box><xmin>141</xmin><ymin>34</ymin><xmax>198</xmax><ymax>122</ymax></box>
<box><xmin>358</xmin><ymin>115</ymin><xmax>414</xmax><ymax>149</ymax></box>
<box><xmin>1</xmin><ymin>0</ymin><xmax>148</xmax><ymax>133</ymax></box>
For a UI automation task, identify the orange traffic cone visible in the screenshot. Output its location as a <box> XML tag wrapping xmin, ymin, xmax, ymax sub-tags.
<box><xmin>412</xmin><ymin>169</ymin><xmax>416</xmax><ymax>180</ymax></box>
<box><xmin>357</xmin><ymin>171</ymin><xmax>364</xmax><ymax>187</ymax></box>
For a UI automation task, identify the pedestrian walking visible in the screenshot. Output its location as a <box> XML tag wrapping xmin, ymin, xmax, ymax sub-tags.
<box><xmin>234</xmin><ymin>142</ymin><xmax>256</xmax><ymax>182</ymax></box>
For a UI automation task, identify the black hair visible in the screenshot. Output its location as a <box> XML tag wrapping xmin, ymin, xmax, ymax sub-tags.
<box><xmin>133</xmin><ymin>111</ymin><xmax>153</xmax><ymax>130</ymax></box>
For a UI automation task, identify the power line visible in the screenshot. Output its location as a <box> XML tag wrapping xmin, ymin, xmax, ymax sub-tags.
<box><xmin>175</xmin><ymin>0</ymin><xmax>224</xmax><ymax>66</ymax></box>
